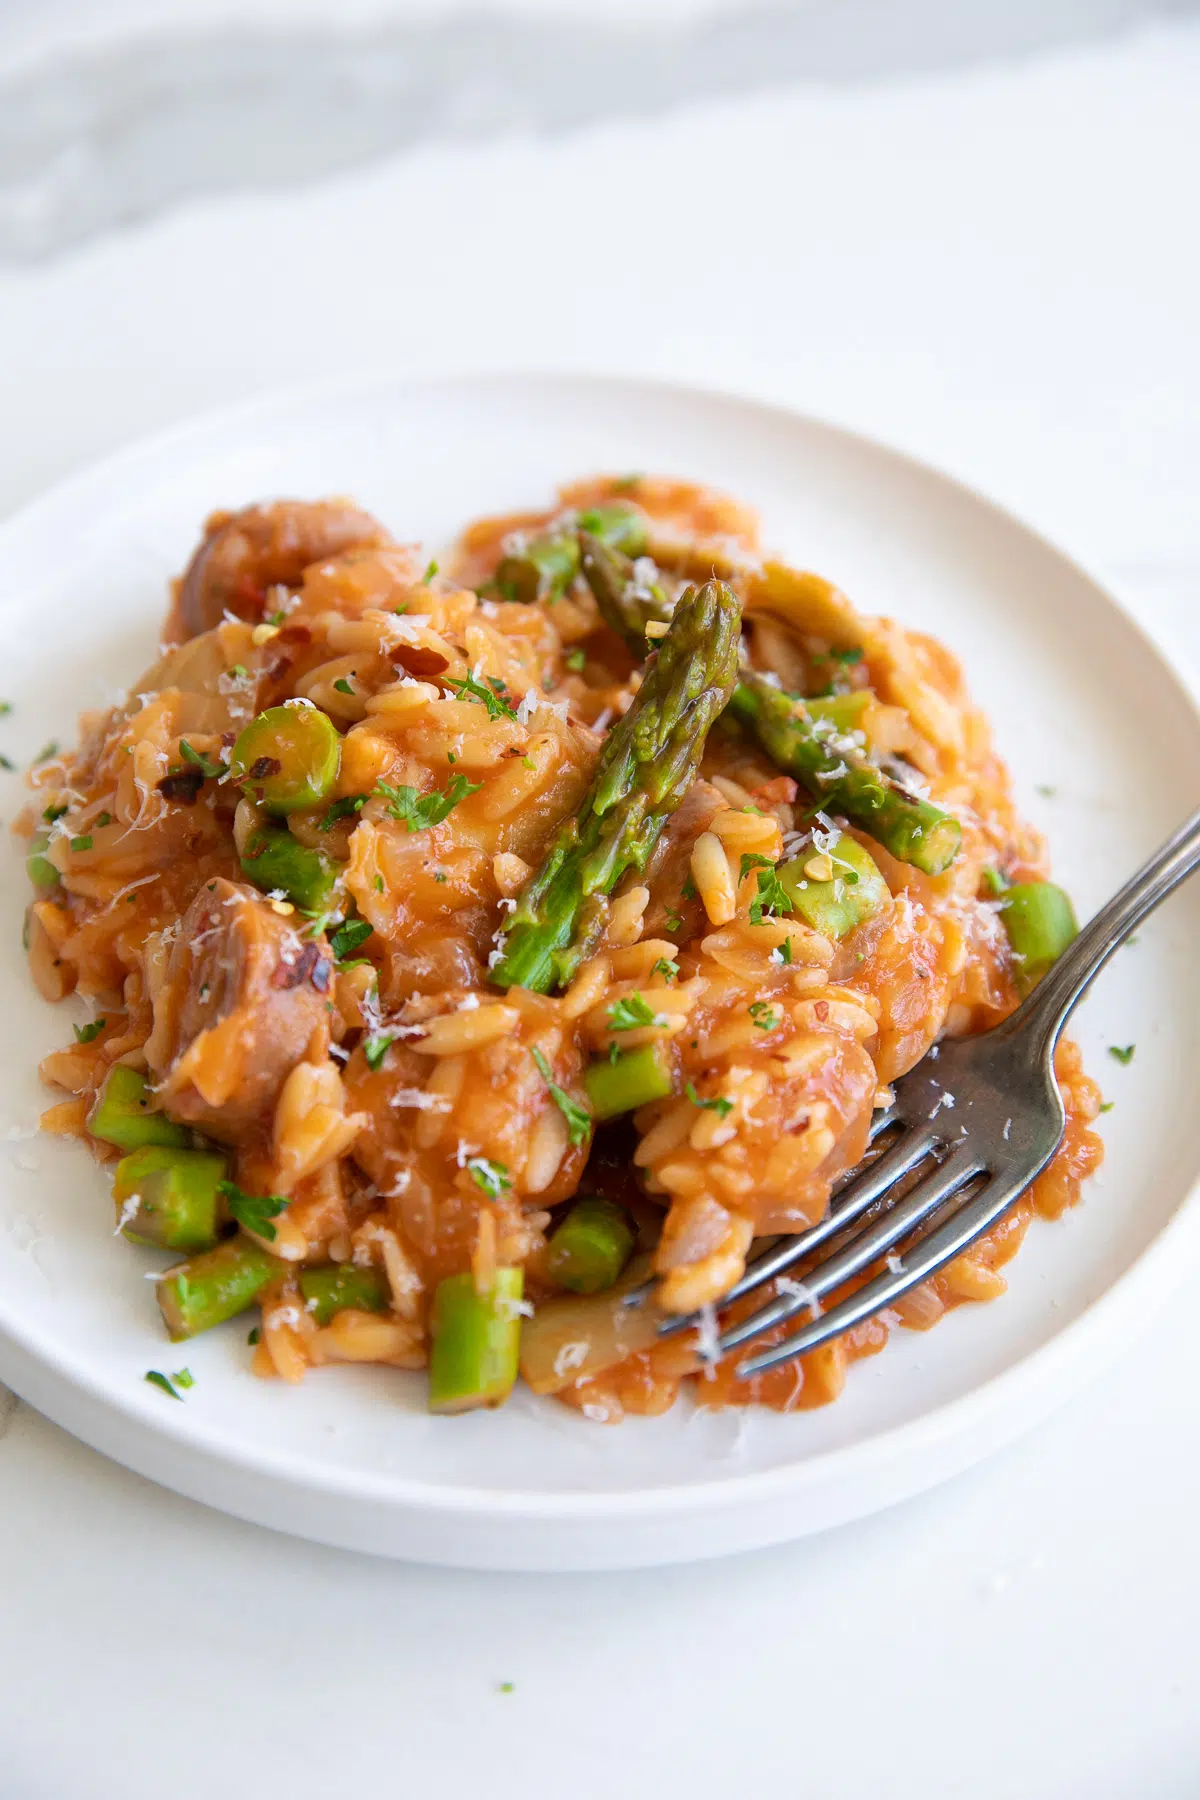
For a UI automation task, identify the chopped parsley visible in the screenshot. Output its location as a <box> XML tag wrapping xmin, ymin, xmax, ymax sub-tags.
<box><xmin>422</xmin><ymin>559</ymin><xmax>439</xmax><ymax>584</ymax></box>
<box><xmin>374</xmin><ymin>774</ymin><xmax>482</xmax><ymax>831</ymax></box>
<box><xmin>95</xmin><ymin>811</ymin><xmax>112</xmax><ymax>828</ymax></box>
<box><xmin>179</xmin><ymin>740</ymin><xmax>225</xmax><ymax>779</ymax></box>
<box><xmin>739</xmin><ymin>854</ymin><xmax>794</xmax><ymax>924</ymax></box>
<box><xmin>749</xmin><ymin>1001</ymin><xmax>780</xmax><ymax>1032</ymax></box>
<box><xmin>247</xmin><ymin>1327</ymin><xmax>261</xmax><ymax>1346</ymax></box>
<box><xmin>172</xmin><ymin>1368</ymin><xmax>195</xmax><ymax>1390</ymax></box>
<box><xmin>981</xmin><ymin>866</ymin><xmax>1008</xmax><ymax>896</ymax></box>
<box><xmin>468</xmin><ymin>1156</ymin><xmax>511</xmax><ymax>1200</ymax></box>
<box><xmin>363</xmin><ymin>1032</ymin><xmax>396</xmax><ymax>1072</ymax></box>
<box><xmin>144</xmin><ymin>1370</ymin><xmax>183</xmax><ymax>1400</ymax></box>
<box><xmin>330</xmin><ymin>918</ymin><xmax>373</xmax><ymax>961</ymax></box>
<box><xmin>69</xmin><ymin>835</ymin><xmax>93</xmax><ymax>852</ymax></box>
<box><xmin>445</xmin><ymin>670</ymin><xmax>518</xmax><ymax>721</ymax></box>
<box><xmin>1099</xmin><ymin>1101</ymin><xmax>1115</xmax><ymax>1114</ymax></box>
<box><xmin>32</xmin><ymin>740</ymin><xmax>59</xmax><ymax>765</ymax></box>
<box><xmin>1035</xmin><ymin>783</ymin><xmax>1057</xmax><ymax>798</ymax></box>
<box><xmin>606</xmin><ymin>992</ymin><xmax>659</xmax><ymax>1032</ymax></box>
<box><xmin>73</xmin><ymin>1018</ymin><xmax>106</xmax><ymax>1044</ymax></box>
<box><xmin>217</xmin><ymin>1180</ymin><xmax>290</xmax><ymax>1241</ymax></box>
<box><xmin>374</xmin><ymin>875</ymin><xmax>385</xmax><ymax>893</ymax></box>
<box><xmin>829</xmin><ymin>646</ymin><xmax>863</xmax><ymax>665</ymax></box>
<box><xmin>685</xmin><ymin>1082</ymin><xmax>733</xmax><ymax>1118</ymax></box>
<box><xmin>565</xmin><ymin>648</ymin><xmax>587</xmax><ymax>672</ymax></box>
<box><xmin>42</xmin><ymin>803</ymin><xmax>68</xmax><ymax>823</ymax></box>
<box><xmin>333</xmin><ymin>676</ymin><xmax>356</xmax><ymax>696</ymax></box>
<box><xmin>652</xmin><ymin>957</ymin><xmax>679</xmax><ymax>982</ymax></box>
<box><xmin>230</xmin><ymin>663</ymin><xmax>248</xmax><ymax>679</ymax></box>
<box><xmin>774</xmin><ymin>938</ymin><xmax>793</xmax><ymax>966</ymax></box>
<box><xmin>680</xmin><ymin>875</ymin><xmax>697</xmax><ymax>902</ymax></box>
<box><xmin>0</xmin><ymin>753</ymin><xmax>13</xmax><ymax>771</ymax></box>
<box><xmin>1107</xmin><ymin>1044</ymin><xmax>1135</xmax><ymax>1065</ymax></box>
<box><xmin>530</xmin><ymin>1047</ymin><xmax>592</xmax><ymax>1147</ymax></box>
<box><xmin>319</xmin><ymin>793</ymin><xmax>369</xmax><ymax>831</ymax></box>
<box><xmin>0</xmin><ymin>701</ymin><xmax>10</xmax><ymax>716</ymax></box>
<box><xmin>664</xmin><ymin>909</ymin><xmax>683</xmax><ymax>934</ymax></box>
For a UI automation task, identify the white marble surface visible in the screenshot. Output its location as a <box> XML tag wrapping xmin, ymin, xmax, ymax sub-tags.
<box><xmin>0</xmin><ymin>21</ymin><xmax>1198</xmax><ymax>1797</ymax></box>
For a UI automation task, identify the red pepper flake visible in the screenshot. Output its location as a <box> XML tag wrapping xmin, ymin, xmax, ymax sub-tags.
<box><xmin>271</xmin><ymin>941</ymin><xmax>329</xmax><ymax>991</ymax></box>
<box><xmin>814</xmin><ymin>1000</ymin><xmax>830</xmax><ymax>1021</ymax></box>
<box><xmin>248</xmin><ymin>755</ymin><xmax>282</xmax><ymax>781</ymax></box>
<box><xmin>391</xmin><ymin>644</ymin><xmax>449</xmax><ymax>680</ymax></box>
<box><xmin>157</xmin><ymin>768</ymin><xmax>204</xmax><ymax>804</ymax></box>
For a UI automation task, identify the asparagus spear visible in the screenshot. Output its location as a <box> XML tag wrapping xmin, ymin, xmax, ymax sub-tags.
<box><xmin>999</xmin><ymin>881</ymin><xmax>1078</xmax><ymax>992</ymax></box>
<box><xmin>494</xmin><ymin>504</ymin><xmax>648</xmax><ymax>604</ymax></box>
<box><xmin>581</xmin><ymin>536</ymin><xmax>962</xmax><ymax>878</ymax></box>
<box><xmin>489</xmin><ymin>580</ymin><xmax>741</xmax><ymax>993</ymax></box>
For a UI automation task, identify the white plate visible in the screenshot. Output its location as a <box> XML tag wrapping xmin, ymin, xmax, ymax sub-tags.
<box><xmin>0</xmin><ymin>372</ymin><xmax>1197</xmax><ymax>1572</ymax></box>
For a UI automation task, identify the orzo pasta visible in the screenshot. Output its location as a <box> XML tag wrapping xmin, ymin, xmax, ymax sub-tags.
<box><xmin>17</xmin><ymin>477</ymin><xmax>1102</xmax><ymax>1420</ymax></box>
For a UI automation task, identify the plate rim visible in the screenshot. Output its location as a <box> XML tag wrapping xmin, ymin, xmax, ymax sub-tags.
<box><xmin>2</xmin><ymin>365</ymin><xmax>1198</xmax><ymax>1543</ymax></box>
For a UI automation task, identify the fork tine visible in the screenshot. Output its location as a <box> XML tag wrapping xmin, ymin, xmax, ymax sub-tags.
<box><xmin>736</xmin><ymin>1154</ymin><xmax>1019</xmax><ymax>1375</ymax></box>
<box><xmin>653</xmin><ymin>1106</ymin><xmax>907</xmax><ymax>1340</ymax></box>
<box><xmin>710</xmin><ymin>1124</ymin><xmax>944</xmax><ymax>1353</ymax></box>
<box><xmin>721</xmin><ymin>1143</ymin><xmax>985</xmax><ymax>1359</ymax></box>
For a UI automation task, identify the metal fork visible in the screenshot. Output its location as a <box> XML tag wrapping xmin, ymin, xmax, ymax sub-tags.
<box><xmin>657</xmin><ymin>805</ymin><xmax>1200</xmax><ymax>1379</ymax></box>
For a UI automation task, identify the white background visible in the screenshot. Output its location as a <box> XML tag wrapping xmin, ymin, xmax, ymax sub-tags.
<box><xmin>0</xmin><ymin>16</ymin><xmax>1198</xmax><ymax>1797</ymax></box>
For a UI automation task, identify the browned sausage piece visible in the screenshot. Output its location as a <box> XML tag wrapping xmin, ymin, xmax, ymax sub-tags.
<box><xmin>149</xmin><ymin>878</ymin><xmax>331</xmax><ymax>1141</ymax></box>
<box><xmin>175</xmin><ymin>499</ymin><xmax>391</xmax><ymax>639</ymax></box>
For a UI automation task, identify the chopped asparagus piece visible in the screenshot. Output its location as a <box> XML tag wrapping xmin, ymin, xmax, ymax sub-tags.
<box><xmin>240</xmin><ymin>823</ymin><xmax>339</xmax><ymax>913</ymax></box>
<box><xmin>299</xmin><ymin>1264</ymin><xmax>389</xmax><ymax>1327</ymax></box>
<box><xmin>490</xmin><ymin>581</ymin><xmax>741</xmax><ymax>992</ymax></box>
<box><xmin>25</xmin><ymin>830</ymin><xmax>61</xmax><ymax>891</ymax></box>
<box><xmin>1000</xmin><ymin>881</ymin><xmax>1078</xmax><ymax>991</ymax></box>
<box><xmin>545</xmin><ymin>1196</ymin><xmax>636</xmax><ymax>1294</ymax></box>
<box><xmin>88</xmin><ymin>1065</ymin><xmax>191</xmax><ymax>1151</ymax></box>
<box><xmin>581</xmin><ymin>542</ymin><xmax>961</xmax><ymax>876</ymax></box>
<box><xmin>112</xmin><ymin>1146</ymin><xmax>226</xmax><ymax>1252</ymax></box>
<box><xmin>229</xmin><ymin>704</ymin><xmax>341</xmax><ymax>815</ymax></box>
<box><xmin>495</xmin><ymin>505</ymin><xmax>647</xmax><ymax>604</ymax></box>
<box><xmin>584</xmin><ymin>1042</ymin><xmax>674</xmax><ymax>1119</ymax></box>
<box><xmin>778</xmin><ymin>833</ymin><xmax>890</xmax><ymax>939</ymax></box>
<box><xmin>157</xmin><ymin>1236</ymin><xmax>281</xmax><ymax>1340</ymax></box>
<box><xmin>428</xmin><ymin>1268</ymin><xmax>524</xmax><ymax>1414</ymax></box>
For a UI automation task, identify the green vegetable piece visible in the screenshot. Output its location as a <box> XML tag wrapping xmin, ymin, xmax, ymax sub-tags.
<box><xmin>144</xmin><ymin>1370</ymin><xmax>182</xmax><ymax>1400</ymax></box>
<box><xmin>112</xmin><ymin>1146</ymin><xmax>226</xmax><ymax>1252</ymax></box>
<box><xmin>157</xmin><ymin>1237</ymin><xmax>282</xmax><ymax>1340</ymax></box>
<box><xmin>778</xmin><ymin>834</ymin><xmax>890</xmax><ymax>939</ymax></box>
<box><xmin>545</xmin><ymin>1196</ymin><xmax>636</xmax><ymax>1294</ymax></box>
<box><xmin>229</xmin><ymin>704</ymin><xmax>342</xmax><ymax>816</ymax></box>
<box><xmin>240</xmin><ymin>824</ymin><xmax>339</xmax><ymax>913</ymax></box>
<box><xmin>88</xmin><ymin>1064</ymin><xmax>192</xmax><ymax>1151</ymax></box>
<box><xmin>580</xmin><ymin>538</ymin><xmax>959</xmax><ymax>876</ymax></box>
<box><xmin>803</xmin><ymin>692</ymin><xmax>871</xmax><ymax>733</ymax></box>
<box><xmin>584</xmin><ymin>1041</ymin><xmax>674</xmax><ymax>1120</ymax></box>
<box><xmin>999</xmin><ymin>881</ymin><xmax>1078</xmax><ymax>991</ymax></box>
<box><xmin>428</xmin><ymin>1268</ymin><xmax>524</xmax><ymax>1414</ymax></box>
<box><xmin>26</xmin><ymin>831</ymin><xmax>61</xmax><ymax>891</ymax></box>
<box><xmin>494</xmin><ymin>506</ymin><xmax>646</xmax><ymax>605</ymax></box>
<box><xmin>299</xmin><ymin>1264</ymin><xmax>389</xmax><ymax>1327</ymax></box>
<box><xmin>490</xmin><ymin>581</ymin><xmax>741</xmax><ymax>992</ymax></box>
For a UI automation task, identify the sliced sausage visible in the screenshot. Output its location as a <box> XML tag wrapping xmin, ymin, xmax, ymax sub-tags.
<box><xmin>149</xmin><ymin>878</ymin><xmax>331</xmax><ymax>1140</ymax></box>
<box><xmin>174</xmin><ymin>499</ymin><xmax>391</xmax><ymax>639</ymax></box>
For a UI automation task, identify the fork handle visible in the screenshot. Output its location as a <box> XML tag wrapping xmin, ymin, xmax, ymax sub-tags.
<box><xmin>1009</xmin><ymin>804</ymin><xmax>1200</xmax><ymax>1059</ymax></box>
